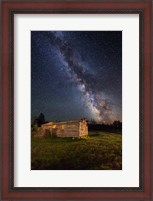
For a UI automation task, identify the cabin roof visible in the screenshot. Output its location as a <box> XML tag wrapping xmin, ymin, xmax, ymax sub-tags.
<box><xmin>42</xmin><ymin>119</ymin><xmax>87</xmax><ymax>126</ymax></box>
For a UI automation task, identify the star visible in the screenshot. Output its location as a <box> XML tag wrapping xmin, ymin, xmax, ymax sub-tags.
<box><xmin>31</xmin><ymin>31</ymin><xmax>122</xmax><ymax>123</ymax></box>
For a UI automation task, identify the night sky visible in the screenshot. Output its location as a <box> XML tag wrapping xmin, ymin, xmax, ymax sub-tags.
<box><xmin>31</xmin><ymin>31</ymin><xmax>122</xmax><ymax>124</ymax></box>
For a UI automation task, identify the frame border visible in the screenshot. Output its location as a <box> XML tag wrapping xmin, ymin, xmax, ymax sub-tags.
<box><xmin>10</xmin><ymin>8</ymin><xmax>144</xmax><ymax>192</ymax></box>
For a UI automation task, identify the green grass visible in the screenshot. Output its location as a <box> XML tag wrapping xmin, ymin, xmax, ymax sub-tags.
<box><xmin>31</xmin><ymin>131</ymin><xmax>122</xmax><ymax>170</ymax></box>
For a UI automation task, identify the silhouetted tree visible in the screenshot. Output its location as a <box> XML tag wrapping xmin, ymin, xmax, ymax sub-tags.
<box><xmin>113</xmin><ymin>121</ymin><xmax>122</xmax><ymax>130</ymax></box>
<box><xmin>38</xmin><ymin>113</ymin><xmax>45</xmax><ymax>126</ymax></box>
<box><xmin>35</xmin><ymin>113</ymin><xmax>45</xmax><ymax>127</ymax></box>
<box><xmin>88</xmin><ymin>120</ymin><xmax>122</xmax><ymax>133</ymax></box>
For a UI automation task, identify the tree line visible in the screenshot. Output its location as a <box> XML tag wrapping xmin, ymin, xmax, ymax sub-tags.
<box><xmin>88</xmin><ymin>120</ymin><xmax>122</xmax><ymax>133</ymax></box>
<box><xmin>32</xmin><ymin>113</ymin><xmax>122</xmax><ymax>133</ymax></box>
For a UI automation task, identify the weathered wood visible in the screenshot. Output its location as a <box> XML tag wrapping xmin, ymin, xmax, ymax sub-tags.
<box><xmin>37</xmin><ymin>119</ymin><xmax>88</xmax><ymax>138</ymax></box>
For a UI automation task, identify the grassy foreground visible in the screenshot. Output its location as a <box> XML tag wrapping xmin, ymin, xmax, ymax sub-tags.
<box><xmin>31</xmin><ymin>131</ymin><xmax>122</xmax><ymax>170</ymax></box>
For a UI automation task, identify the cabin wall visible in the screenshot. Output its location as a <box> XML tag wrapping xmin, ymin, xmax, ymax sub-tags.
<box><xmin>36</xmin><ymin>120</ymin><xmax>88</xmax><ymax>138</ymax></box>
<box><xmin>56</xmin><ymin>123</ymin><xmax>79</xmax><ymax>137</ymax></box>
<box><xmin>79</xmin><ymin>121</ymin><xmax>88</xmax><ymax>136</ymax></box>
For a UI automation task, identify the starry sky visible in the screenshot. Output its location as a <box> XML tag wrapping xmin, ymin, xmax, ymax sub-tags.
<box><xmin>31</xmin><ymin>31</ymin><xmax>122</xmax><ymax>124</ymax></box>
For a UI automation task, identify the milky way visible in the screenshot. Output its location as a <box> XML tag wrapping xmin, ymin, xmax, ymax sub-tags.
<box><xmin>31</xmin><ymin>31</ymin><xmax>122</xmax><ymax>123</ymax></box>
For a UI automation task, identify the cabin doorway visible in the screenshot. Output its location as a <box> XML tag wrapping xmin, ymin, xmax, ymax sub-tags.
<box><xmin>52</xmin><ymin>128</ymin><xmax>57</xmax><ymax>137</ymax></box>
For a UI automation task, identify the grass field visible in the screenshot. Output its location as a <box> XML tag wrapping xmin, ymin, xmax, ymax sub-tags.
<box><xmin>31</xmin><ymin>131</ymin><xmax>122</xmax><ymax>170</ymax></box>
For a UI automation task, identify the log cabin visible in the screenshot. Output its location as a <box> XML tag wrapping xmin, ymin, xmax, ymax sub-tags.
<box><xmin>39</xmin><ymin>119</ymin><xmax>88</xmax><ymax>138</ymax></box>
